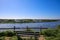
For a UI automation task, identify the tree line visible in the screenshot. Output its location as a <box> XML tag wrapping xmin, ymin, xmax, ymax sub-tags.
<box><xmin>0</xmin><ymin>19</ymin><xmax>59</xmax><ymax>23</ymax></box>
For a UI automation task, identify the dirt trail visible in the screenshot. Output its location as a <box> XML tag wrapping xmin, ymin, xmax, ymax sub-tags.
<box><xmin>5</xmin><ymin>37</ymin><xmax>11</xmax><ymax>40</ymax></box>
<box><xmin>38</xmin><ymin>35</ymin><xmax>45</xmax><ymax>40</ymax></box>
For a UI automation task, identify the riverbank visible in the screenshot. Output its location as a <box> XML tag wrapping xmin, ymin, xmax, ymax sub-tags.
<box><xmin>0</xmin><ymin>25</ymin><xmax>60</xmax><ymax>40</ymax></box>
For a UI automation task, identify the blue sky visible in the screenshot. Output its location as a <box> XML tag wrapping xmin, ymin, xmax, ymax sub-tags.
<box><xmin>0</xmin><ymin>0</ymin><xmax>60</xmax><ymax>19</ymax></box>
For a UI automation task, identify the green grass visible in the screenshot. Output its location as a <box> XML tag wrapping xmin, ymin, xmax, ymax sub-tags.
<box><xmin>11</xmin><ymin>36</ymin><xmax>17</xmax><ymax>40</ymax></box>
<box><xmin>0</xmin><ymin>36</ymin><xmax>5</xmax><ymax>40</ymax></box>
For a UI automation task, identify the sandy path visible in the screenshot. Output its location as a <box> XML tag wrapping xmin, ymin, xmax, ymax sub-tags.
<box><xmin>38</xmin><ymin>35</ymin><xmax>45</xmax><ymax>40</ymax></box>
<box><xmin>5</xmin><ymin>37</ymin><xmax>11</xmax><ymax>40</ymax></box>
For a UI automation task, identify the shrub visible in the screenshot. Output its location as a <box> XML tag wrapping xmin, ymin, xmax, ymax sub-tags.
<box><xmin>0</xmin><ymin>31</ymin><xmax>16</xmax><ymax>37</ymax></box>
<box><xmin>5</xmin><ymin>31</ymin><xmax>16</xmax><ymax>37</ymax></box>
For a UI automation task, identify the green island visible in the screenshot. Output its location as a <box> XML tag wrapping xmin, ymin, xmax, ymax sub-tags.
<box><xmin>0</xmin><ymin>19</ymin><xmax>59</xmax><ymax>23</ymax></box>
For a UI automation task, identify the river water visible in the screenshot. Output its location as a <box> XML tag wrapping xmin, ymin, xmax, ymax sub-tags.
<box><xmin>0</xmin><ymin>21</ymin><xmax>60</xmax><ymax>32</ymax></box>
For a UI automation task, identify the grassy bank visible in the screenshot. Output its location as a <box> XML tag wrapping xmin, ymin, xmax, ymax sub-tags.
<box><xmin>0</xmin><ymin>25</ymin><xmax>60</xmax><ymax>40</ymax></box>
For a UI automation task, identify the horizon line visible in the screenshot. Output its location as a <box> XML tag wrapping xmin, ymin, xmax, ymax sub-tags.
<box><xmin>0</xmin><ymin>18</ymin><xmax>60</xmax><ymax>20</ymax></box>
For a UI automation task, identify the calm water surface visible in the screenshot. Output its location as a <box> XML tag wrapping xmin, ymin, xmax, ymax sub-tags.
<box><xmin>0</xmin><ymin>21</ymin><xmax>60</xmax><ymax>32</ymax></box>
